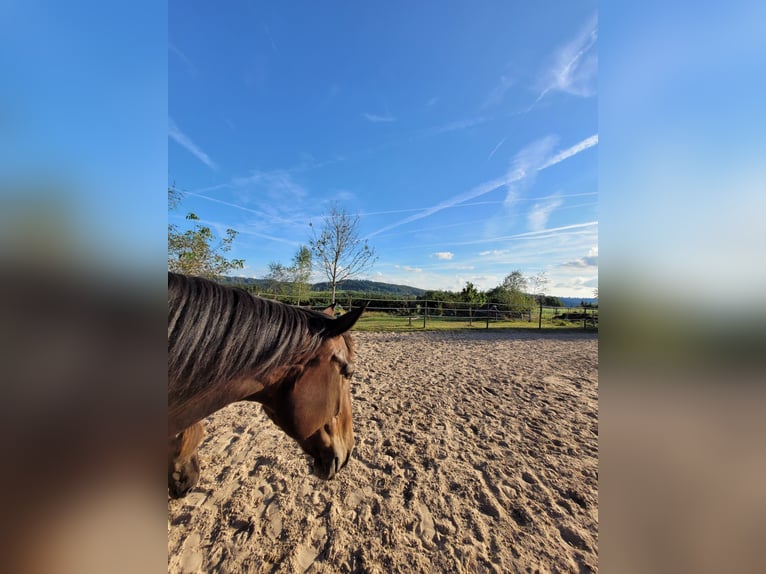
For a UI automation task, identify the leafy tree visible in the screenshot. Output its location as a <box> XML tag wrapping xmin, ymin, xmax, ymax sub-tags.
<box><xmin>309</xmin><ymin>205</ymin><xmax>377</xmax><ymax>304</ymax></box>
<box><xmin>543</xmin><ymin>295</ymin><xmax>562</xmax><ymax>307</ymax></box>
<box><xmin>291</xmin><ymin>245</ymin><xmax>312</xmax><ymax>303</ymax></box>
<box><xmin>265</xmin><ymin>245</ymin><xmax>313</xmax><ymax>303</ymax></box>
<box><xmin>485</xmin><ymin>285</ymin><xmax>509</xmax><ymax>304</ymax></box>
<box><xmin>492</xmin><ymin>270</ymin><xmax>533</xmax><ymax>312</ymax></box>
<box><xmin>422</xmin><ymin>289</ymin><xmax>461</xmax><ymax>303</ymax></box>
<box><xmin>168</xmin><ymin>187</ymin><xmax>244</xmax><ymax>279</ymax></box>
<box><xmin>503</xmin><ymin>270</ymin><xmax>528</xmax><ymax>293</ymax></box>
<box><xmin>460</xmin><ymin>281</ymin><xmax>486</xmax><ymax>306</ymax></box>
<box><xmin>461</xmin><ymin>281</ymin><xmax>486</xmax><ymax>325</ymax></box>
<box><xmin>264</xmin><ymin>261</ymin><xmax>290</xmax><ymax>295</ymax></box>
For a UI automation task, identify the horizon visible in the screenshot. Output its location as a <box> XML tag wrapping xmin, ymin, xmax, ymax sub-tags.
<box><xmin>170</xmin><ymin>2</ymin><xmax>598</xmax><ymax>298</ymax></box>
<box><xmin>226</xmin><ymin>275</ymin><xmax>598</xmax><ymax>301</ymax></box>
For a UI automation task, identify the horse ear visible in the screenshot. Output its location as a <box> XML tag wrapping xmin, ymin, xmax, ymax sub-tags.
<box><xmin>323</xmin><ymin>303</ymin><xmax>367</xmax><ymax>338</ymax></box>
<box><xmin>321</xmin><ymin>303</ymin><xmax>337</xmax><ymax>317</ymax></box>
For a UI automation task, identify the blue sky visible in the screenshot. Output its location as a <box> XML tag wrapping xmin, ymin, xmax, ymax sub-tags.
<box><xmin>169</xmin><ymin>1</ymin><xmax>598</xmax><ymax>296</ymax></box>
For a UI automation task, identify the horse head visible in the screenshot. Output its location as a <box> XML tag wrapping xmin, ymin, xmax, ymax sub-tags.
<box><xmin>261</xmin><ymin>304</ymin><xmax>364</xmax><ymax>480</ymax></box>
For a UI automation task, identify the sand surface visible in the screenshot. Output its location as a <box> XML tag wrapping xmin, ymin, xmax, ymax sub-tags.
<box><xmin>168</xmin><ymin>330</ymin><xmax>598</xmax><ymax>573</ymax></box>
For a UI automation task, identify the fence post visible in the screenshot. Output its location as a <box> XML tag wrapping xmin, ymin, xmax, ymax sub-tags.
<box><xmin>538</xmin><ymin>298</ymin><xmax>543</xmax><ymax>329</ymax></box>
<box><xmin>423</xmin><ymin>300</ymin><xmax>428</xmax><ymax>328</ymax></box>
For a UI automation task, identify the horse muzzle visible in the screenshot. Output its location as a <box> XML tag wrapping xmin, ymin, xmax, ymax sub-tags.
<box><xmin>313</xmin><ymin>445</ymin><xmax>352</xmax><ymax>480</ymax></box>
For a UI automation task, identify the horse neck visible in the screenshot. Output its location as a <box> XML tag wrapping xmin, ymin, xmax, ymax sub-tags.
<box><xmin>168</xmin><ymin>374</ymin><xmax>271</xmax><ymax>437</ymax></box>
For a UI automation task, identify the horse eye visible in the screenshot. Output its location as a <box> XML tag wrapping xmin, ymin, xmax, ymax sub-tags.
<box><xmin>341</xmin><ymin>363</ymin><xmax>354</xmax><ymax>379</ymax></box>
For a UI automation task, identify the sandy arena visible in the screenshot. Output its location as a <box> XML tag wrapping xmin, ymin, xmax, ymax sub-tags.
<box><xmin>168</xmin><ymin>330</ymin><xmax>598</xmax><ymax>573</ymax></box>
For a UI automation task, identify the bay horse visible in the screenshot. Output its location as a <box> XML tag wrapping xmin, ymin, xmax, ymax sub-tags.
<box><xmin>168</xmin><ymin>272</ymin><xmax>364</xmax><ymax>498</ymax></box>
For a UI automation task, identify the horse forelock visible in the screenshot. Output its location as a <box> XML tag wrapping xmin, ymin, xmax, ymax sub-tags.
<box><xmin>167</xmin><ymin>273</ymin><xmax>334</xmax><ymax>404</ymax></box>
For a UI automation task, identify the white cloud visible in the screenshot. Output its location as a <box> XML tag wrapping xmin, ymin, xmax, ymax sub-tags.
<box><xmin>168</xmin><ymin>117</ymin><xmax>218</xmax><ymax>170</ymax></box>
<box><xmin>560</xmin><ymin>246</ymin><xmax>599</xmax><ymax>269</ymax></box>
<box><xmin>432</xmin><ymin>251</ymin><xmax>454</xmax><ymax>260</ymax></box>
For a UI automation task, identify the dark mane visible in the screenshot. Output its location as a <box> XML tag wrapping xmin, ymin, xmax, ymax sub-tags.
<box><xmin>168</xmin><ymin>273</ymin><xmax>334</xmax><ymax>402</ymax></box>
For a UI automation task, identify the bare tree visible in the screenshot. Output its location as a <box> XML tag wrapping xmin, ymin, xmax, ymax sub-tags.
<box><xmin>528</xmin><ymin>271</ymin><xmax>550</xmax><ymax>300</ymax></box>
<box><xmin>309</xmin><ymin>205</ymin><xmax>377</xmax><ymax>304</ymax></box>
<box><xmin>528</xmin><ymin>271</ymin><xmax>550</xmax><ymax>328</ymax></box>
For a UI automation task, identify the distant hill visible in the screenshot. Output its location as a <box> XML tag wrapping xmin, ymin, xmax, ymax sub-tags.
<box><xmin>221</xmin><ymin>276</ymin><xmax>425</xmax><ymax>297</ymax></box>
<box><xmin>311</xmin><ymin>280</ymin><xmax>425</xmax><ymax>297</ymax></box>
<box><xmin>557</xmin><ymin>297</ymin><xmax>598</xmax><ymax>308</ymax></box>
<box><xmin>219</xmin><ymin>276</ymin><xmax>270</xmax><ymax>289</ymax></box>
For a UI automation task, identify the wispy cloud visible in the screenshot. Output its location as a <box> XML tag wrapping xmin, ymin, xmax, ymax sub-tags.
<box><xmin>367</xmin><ymin>134</ymin><xmax>597</xmax><ymax>238</ymax></box>
<box><xmin>528</xmin><ymin>195</ymin><xmax>564</xmax><ymax>231</ymax></box>
<box><xmin>432</xmin><ymin>251</ymin><xmax>454</xmax><ymax>260</ymax></box>
<box><xmin>395</xmin><ymin>264</ymin><xmax>423</xmax><ymax>273</ymax></box>
<box><xmin>533</xmin><ymin>13</ymin><xmax>598</xmax><ymax>104</ymax></box>
<box><xmin>234</xmin><ymin>227</ymin><xmax>302</xmax><ymax>246</ymax></box>
<box><xmin>366</xmin><ymin>175</ymin><xmax>508</xmax><ymax>238</ymax></box>
<box><xmin>262</xmin><ymin>22</ymin><xmax>278</xmax><ymax>53</ymax></box>
<box><xmin>483</xmin><ymin>75</ymin><xmax>514</xmax><ymax>108</ymax></box>
<box><xmin>187</xmin><ymin>169</ymin><xmax>313</xmax><ymax>233</ymax></box>
<box><xmin>487</xmin><ymin>137</ymin><xmax>507</xmax><ymax>161</ymax></box>
<box><xmin>502</xmin><ymin>221</ymin><xmax>597</xmax><ymax>241</ymax></box>
<box><xmin>232</xmin><ymin>169</ymin><xmax>307</xmax><ymax>200</ymax></box>
<box><xmin>504</xmin><ymin>136</ymin><xmax>559</xmax><ymax>205</ymax></box>
<box><xmin>538</xmin><ymin>134</ymin><xmax>598</xmax><ymax>170</ymax></box>
<box><xmin>363</xmin><ymin>112</ymin><xmax>396</xmax><ymax>123</ymax></box>
<box><xmin>169</xmin><ymin>43</ymin><xmax>196</xmax><ymax>76</ymax></box>
<box><xmin>168</xmin><ymin>117</ymin><xmax>218</xmax><ymax>170</ymax></box>
<box><xmin>433</xmin><ymin>116</ymin><xmax>490</xmax><ymax>134</ymax></box>
<box><xmin>230</xmin><ymin>169</ymin><xmax>310</xmax><ymax>228</ymax></box>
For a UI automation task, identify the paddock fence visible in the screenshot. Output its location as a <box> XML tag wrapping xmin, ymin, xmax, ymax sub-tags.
<box><xmin>238</xmin><ymin>286</ymin><xmax>598</xmax><ymax>331</ymax></box>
